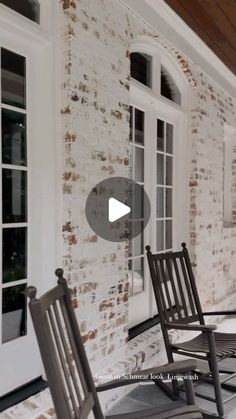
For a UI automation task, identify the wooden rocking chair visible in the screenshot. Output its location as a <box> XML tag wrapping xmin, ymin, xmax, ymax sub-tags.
<box><xmin>27</xmin><ymin>269</ymin><xmax>202</xmax><ymax>419</ymax></box>
<box><xmin>146</xmin><ymin>243</ymin><xmax>236</xmax><ymax>419</ymax></box>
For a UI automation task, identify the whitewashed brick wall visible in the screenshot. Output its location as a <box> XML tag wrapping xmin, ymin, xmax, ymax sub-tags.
<box><xmin>3</xmin><ymin>0</ymin><xmax>236</xmax><ymax>416</ymax></box>
<box><xmin>59</xmin><ymin>0</ymin><xmax>236</xmax><ymax>408</ymax></box>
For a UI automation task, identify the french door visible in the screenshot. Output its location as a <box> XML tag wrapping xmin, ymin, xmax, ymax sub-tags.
<box><xmin>0</xmin><ymin>25</ymin><xmax>56</xmax><ymax>396</ymax></box>
<box><xmin>128</xmin><ymin>84</ymin><xmax>185</xmax><ymax>327</ymax></box>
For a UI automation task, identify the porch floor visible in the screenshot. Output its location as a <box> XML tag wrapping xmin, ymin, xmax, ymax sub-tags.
<box><xmin>108</xmin><ymin>316</ymin><xmax>236</xmax><ymax>419</ymax></box>
<box><xmin>2</xmin><ymin>316</ymin><xmax>236</xmax><ymax>418</ymax></box>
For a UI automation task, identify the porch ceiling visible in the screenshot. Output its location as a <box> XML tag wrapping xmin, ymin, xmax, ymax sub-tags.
<box><xmin>164</xmin><ymin>0</ymin><xmax>236</xmax><ymax>75</ymax></box>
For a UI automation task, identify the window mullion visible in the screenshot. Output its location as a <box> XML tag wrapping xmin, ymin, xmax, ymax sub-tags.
<box><xmin>152</xmin><ymin>53</ymin><xmax>161</xmax><ymax>96</ymax></box>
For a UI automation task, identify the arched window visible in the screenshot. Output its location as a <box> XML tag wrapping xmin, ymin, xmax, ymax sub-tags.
<box><xmin>128</xmin><ymin>40</ymin><xmax>188</xmax><ymax>329</ymax></box>
<box><xmin>0</xmin><ymin>0</ymin><xmax>40</xmax><ymax>23</ymax></box>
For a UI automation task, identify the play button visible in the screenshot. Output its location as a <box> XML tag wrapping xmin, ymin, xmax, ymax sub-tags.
<box><xmin>108</xmin><ymin>198</ymin><xmax>131</xmax><ymax>222</ymax></box>
<box><xmin>85</xmin><ymin>177</ymin><xmax>151</xmax><ymax>242</ymax></box>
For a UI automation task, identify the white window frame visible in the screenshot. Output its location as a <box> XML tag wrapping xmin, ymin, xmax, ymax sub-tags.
<box><xmin>129</xmin><ymin>37</ymin><xmax>189</xmax><ymax>328</ymax></box>
<box><xmin>0</xmin><ymin>1</ymin><xmax>61</xmax><ymax>395</ymax></box>
<box><xmin>0</xmin><ymin>0</ymin><xmax>53</xmax><ymax>32</ymax></box>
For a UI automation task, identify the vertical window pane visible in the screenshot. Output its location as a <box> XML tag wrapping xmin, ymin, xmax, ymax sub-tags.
<box><xmin>133</xmin><ymin>258</ymin><xmax>144</xmax><ymax>295</ymax></box>
<box><xmin>1</xmin><ymin>48</ymin><xmax>26</xmax><ymax>109</ymax></box>
<box><xmin>2</xmin><ymin>284</ymin><xmax>27</xmax><ymax>343</ymax></box>
<box><xmin>166</xmin><ymin>156</ymin><xmax>173</xmax><ymax>185</ymax></box>
<box><xmin>129</xmin><ymin>145</ymin><xmax>133</xmax><ymax>179</ymax></box>
<box><xmin>157</xmin><ymin>119</ymin><xmax>164</xmax><ymax>151</ymax></box>
<box><xmin>3</xmin><ymin>169</ymin><xmax>27</xmax><ymax>223</ymax></box>
<box><xmin>134</xmin><ymin>230</ymin><xmax>143</xmax><ymax>256</ymax></box>
<box><xmin>131</xmin><ymin>52</ymin><xmax>152</xmax><ymax>88</ymax></box>
<box><xmin>166</xmin><ymin>123</ymin><xmax>173</xmax><ymax>154</ymax></box>
<box><xmin>2</xmin><ymin>109</ymin><xmax>27</xmax><ymax>166</ymax></box>
<box><xmin>129</xmin><ymin>106</ymin><xmax>133</xmax><ymax>141</ymax></box>
<box><xmin>157</xmin><ymin>221</ymin><xmax>164</xmax><ymax>251</ymax></box>
<box><xmin>1</xmin><ymin>0</ymin><xmax>40</xmax><ymax>23</ymax></box>
<box><xmin>135</xmin><ymin>108</ymin><xmax>144</xmax><ymax>145</ymax></box>
<box><xmin>166</xmin><ymin>188</ymin><xmax>172</xmax><ymax>218</ymax></box>
<box><xmin>3</xmin><ymin>227</ymin><xmax>27</xmax><ymax>283</ymax></box>
<box><xmin>166</xmin><ymin>220</ymin><xmax>172</xmax><ymax>249</ymax></box>
<box><xmin>128</xmin><ymin>259</ymin><xmax>133</xmax><ymax>296</ymax></box>
<box><xmin>157</xmin><ymin>187</ymin><xmax>164</xmax><ymax>218</ymax></box>
<box><xmin>135</xmin><ymin>147</ymin><xmax>144</xmax><ymax>182</ymax></box>
<box><xmin>157</xmin><ymin>153</ymin><xmax>164</xmax><ymax>184</ymax></box>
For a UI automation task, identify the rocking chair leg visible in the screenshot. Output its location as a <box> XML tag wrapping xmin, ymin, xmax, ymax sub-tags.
<box><xmin>208</xmin><ymin>334</ymin><xmax>224</xmax><ymax>418</ymax></box>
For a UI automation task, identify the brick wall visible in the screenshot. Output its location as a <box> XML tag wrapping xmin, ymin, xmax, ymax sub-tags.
<box><xmin>4</xmin><ymin>0</ymin><xmax>236</xmax><ymax>416</ymax></box>
<box><xmin>59</xmin><ymin>0</ymin><xmax>236</xmax><ymax>409</ymax></box>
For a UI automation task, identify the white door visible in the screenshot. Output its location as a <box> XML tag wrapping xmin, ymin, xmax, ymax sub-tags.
<box><xmin>0</xmin><ymin>19</ymin><xmax>57</xmax><ymax>396</ymax></box>
<box><xmin>128</xmin><ymin>82</ymin><xmax>187</xmax><ymax>328</ymax></box>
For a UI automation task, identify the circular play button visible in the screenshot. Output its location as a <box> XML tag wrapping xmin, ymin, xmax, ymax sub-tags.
<box><xmin>85</xmin><ymin>177</ymin><xmax>151</xmax><ymax>242</ymax></box>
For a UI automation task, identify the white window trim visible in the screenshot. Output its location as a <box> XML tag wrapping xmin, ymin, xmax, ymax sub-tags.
<box><xmin>0</xmin><ymin>0</ymin><xmax>53</xmax><ymax>38</ymax></box>
<box><xmin>0</xmin><ymin>0</ymin><xmax>61</xmax><ymax>393</ymax></box>
<box><xmin>129</xmin><ymin>37</ymin><xmax>189</xmax><ymax>328</ymax></box>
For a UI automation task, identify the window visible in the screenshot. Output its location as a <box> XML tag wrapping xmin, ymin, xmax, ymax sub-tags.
<box><xmin>156</xmin><ymin>119</ymin><xmax>174</xmax><ymax>252</ymax></box>
<box><xmin>130</xmin><ymin>52</ymin><xmax>152</xmax><ymax>88</ymax></box>
<box><xmin>161</xmin><ymin>67</ymin><xmax>181</xmax><ymax>105</ymax></box>
<box><xmin>129</xmin><ymin>42</ymin><xmax>187</xmax><ymax>328</ymax></box>
<box><xmin>223</xmin><ymin>125</ymin><xmax>236</xmax><ymax>227</ymax></box>
<box><xmin>128</xmin><ymin>107</ymin><xmax>145</xmax><ymax>296</ymax></box>
<box><xmin>1</xmin><ymin>48</ymin><xmax>28</xmax><ymax>343</ymax></box>
<box><xmin>0</xmin><ymin>0</ymin><xmax>40</xmax><ymax>23</ymax></box>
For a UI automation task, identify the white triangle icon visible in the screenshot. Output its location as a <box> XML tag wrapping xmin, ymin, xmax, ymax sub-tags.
<box><xmin>108</xmin><ymin>197</ymin><xmax>131</xmax><ymax>222</ymax></box>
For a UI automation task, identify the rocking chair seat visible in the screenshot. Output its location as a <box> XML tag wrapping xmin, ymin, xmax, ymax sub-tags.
<box><xmin>172</xmin><ymin>331</ymin><xmax>236</xmax><ymax>359</ymax></box>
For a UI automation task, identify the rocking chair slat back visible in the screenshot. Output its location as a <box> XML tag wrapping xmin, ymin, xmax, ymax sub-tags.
<box><xmin>146</xmin><ymin>244</ymin><xmax>204</xmax><ymax>325</ymax></box>
<box><xmin>27</xmin><ymin>269</ymin><xmax>104</xmax><ymax>419</ymax></box>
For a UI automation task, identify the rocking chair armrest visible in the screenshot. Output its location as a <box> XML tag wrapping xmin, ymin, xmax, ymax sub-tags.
<box><xmin>203</xmin><ymin>310</ymin><xmax>236</xmax><ymax>316</ymax></box>
<box><xmin>165</xmin><ymin>322</ymin><xmax>216</xmax><ymax>332</ymax></box>
<box><xmin>96</xmin><ymin>359</ymin><xmax>197</xmax><ymax>392</ymax></box>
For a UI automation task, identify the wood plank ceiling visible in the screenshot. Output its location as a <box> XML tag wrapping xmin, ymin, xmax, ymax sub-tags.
<box><xmin>164</xmin><ymin>0</ymin><xmax>236</xmax><ymax>75</ymax></box>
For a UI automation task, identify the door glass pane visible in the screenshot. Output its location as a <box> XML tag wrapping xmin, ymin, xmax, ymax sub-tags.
<box><xmin>135</xmin><ymin>147</ymin><xmax>144</xmax><ymax>182</ymax></box>
<box><xmin>157</xmin><ymin>153</ymin><xmax>164</xmax><ymax>184</ymax></box>
<box><xmin>157</xmin><ymin>221</ymin><xmax>164</xmax><ymax>251</ymax></box>
<box><xmin>2</xmin><ymin>227</ymin><xmax>27</xmax><ymax>283</ymax></box>
<box><xmin>1</xmin><ymin>48</ymin><xmax>26</xmax><ymax>109</ymax></box>
<box><xmin>157</xmin><ymin>119</ymin><xmax>164</xmax><ymax>151</ymax></box>
<box><xmin>166</xmin><ymin>220</ymin><xmax>172</xmax><ymax>249</ymax></box>
<box><xmin>166</xmin><ymin>123</ymin><xmax>173</xmax><ymax>154</ymax></box>
<box><xmin>166</xmin><ymin>156</ymin><xmax>173</xmax><ymax>185</ymax></box>
<box><xmin>134</xmin><ymin>230</ymin><xmax>143</xmax><ymax>256</ymax></box>
<box><xmin>128</xmin><ymin>259</ymin><xmax>133</xmax><ymax>296</ymax></box>
<box><xmin>166</xmin><ymin>188</ymin><xmax>172</xmax><ymax>218</ymax></box>
<box><xmin>2</xmin><ymin>169</ymin><xmax>27</xmax><ymax>223</ymax></box>
<box><xmin>128</xmin><ymin>145</ymin><xmax>133</xmax><ymax>179</ymax></box>
<box><xmin>129</xmin><ymin>106</ymin><xmax>133</xmax><ymax>141</ymax></box>
<box><xmin>157</xmin><ymin>187</ymin><xmax>164</xmax><ymax>218</ymax></box>
<box><xmin>135</xmin><ymin>108</ymin><xmax>144</xmax><ymax>145</ymax></box>
<box><xmin>133</xmin><ymin>258</ymin><xmax>144</xmax><ymax>294</ymax></box>
<box><xmin>0</xmin><ymin>0</ymin><xmax>40</xmax><ymax>23</ymax></box>
<box><xmin>2</xmin><ymin>109</ymin><xmax>27</xmax><ymax>166</ymax></box>
<box><xmin>2</xmin><ymin>284</ymin><xmax>27</xmax><ymax>343</ymax></box>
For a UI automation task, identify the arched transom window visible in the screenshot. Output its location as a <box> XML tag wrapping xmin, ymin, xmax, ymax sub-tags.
<box><xmin>0</xmin><ymin>0</ymin><xmax>40</xmax><ymax>23</ymax></box>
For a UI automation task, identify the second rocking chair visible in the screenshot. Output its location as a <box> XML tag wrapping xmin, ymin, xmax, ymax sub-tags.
<box><xmin>146</xmin><ymin>243</ymin><xmax>236</xmax><ymax>419</ymax></box>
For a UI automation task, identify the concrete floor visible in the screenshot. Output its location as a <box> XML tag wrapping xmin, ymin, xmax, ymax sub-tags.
<box><xmin>108</xmin><ymin>316</ymin><xmax>236</xmax><ymax>419</ymax></box>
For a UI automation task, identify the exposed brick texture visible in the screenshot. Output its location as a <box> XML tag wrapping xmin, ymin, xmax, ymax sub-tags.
<box><xmin>3</xmin><ymin>0</ymin><xmax>236</xmax><ymax>416</ymax></box>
